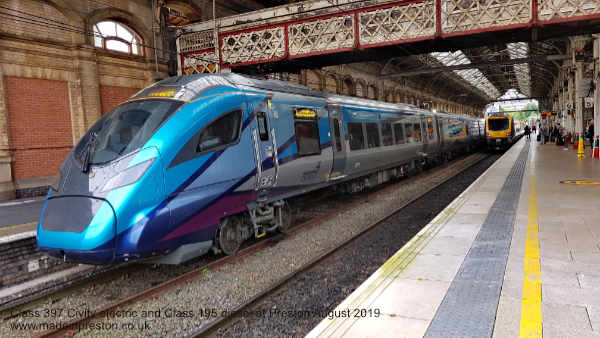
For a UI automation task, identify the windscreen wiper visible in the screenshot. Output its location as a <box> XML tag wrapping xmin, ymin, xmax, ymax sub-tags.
<box><xmin>81</xmin><ymin>132</ymin><xmax>98</xmax><ymax>173</ymax></box>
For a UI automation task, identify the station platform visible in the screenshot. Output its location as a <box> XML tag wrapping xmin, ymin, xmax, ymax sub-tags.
<box><xmin>308</xmin><ymin>137</ymin><xmax>600</xmax><ymax>338</ymax></box>
<box><xmin>0</xmin><ymin>197</ymin><xmax>43</xmax><ymax>241</ymax></box>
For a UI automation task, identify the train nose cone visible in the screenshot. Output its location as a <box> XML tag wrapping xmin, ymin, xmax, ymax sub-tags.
<box><xmin>37</xmin><ymin>195</ymin><xmax>117</xmax><ymax>264</ymax></box>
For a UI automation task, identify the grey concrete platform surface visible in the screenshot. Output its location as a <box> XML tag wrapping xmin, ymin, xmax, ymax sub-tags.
<box><xmin>307</xmin><ymin>138</ymin><xmax>600</xmax><ymax>338</ymax></box>
<box><xmin>0</xmin><ymin>197</ymin><xmax>44</xmax><ymax>239</ymax></box>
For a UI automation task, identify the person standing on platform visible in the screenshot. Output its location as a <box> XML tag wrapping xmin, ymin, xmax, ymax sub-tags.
<box><xmin>532</xmin><ymin>124</ymin><xmax>536</xmax><ymax>134</ymax></box>
<box><xmin>524</xmin><ymin>125</ymin><xmax>531</xmax><ymax>140</ymax></box>
<box><xmin>552</xmin><ymin>125</ymin><xmax>559</xmax><ymax>143</ymax></box>
<box><xmin>541</xmin><ymin>123</ymin><xmax>548</xmax><ymax>144</ymax></box>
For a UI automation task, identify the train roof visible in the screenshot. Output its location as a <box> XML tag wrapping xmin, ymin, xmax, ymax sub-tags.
<box><xmin>131</xmin><ymin>74</ymin><xmax>480</xmax><ymax>119</ymax></box>
<box><xmin>131</xmin><ymin>73</ymin><xmax>327</xmax><ymax>101</ymax></box>
<box><xmin>132</xmin><ymin>74</ymin><xmax>422</xmax><ymax>112</ymax></box>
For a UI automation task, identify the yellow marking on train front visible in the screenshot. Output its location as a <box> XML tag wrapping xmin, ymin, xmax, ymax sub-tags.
<box><xmin>519</xmin><ymin>174</ymin><xmax>543</xmax><ymax>338</ymax></box>
<box><xmin>0</xmin><ymin>221</ymin><xmax>37</xmax><ymax>231</ymax></box>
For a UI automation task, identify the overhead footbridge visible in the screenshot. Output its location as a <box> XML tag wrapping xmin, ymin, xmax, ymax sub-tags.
<box><xmin>176</xmin><ymin>0</ymin><xmax>600</xmax><ymax>74</ymax></box>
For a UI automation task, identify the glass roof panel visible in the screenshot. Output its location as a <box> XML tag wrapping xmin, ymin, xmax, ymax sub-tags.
<box><xmin>430</xmin><ymin>51</ymin><xmax>500</xmax><ymax>99</ymax></box>
<box><xmin>507</xmin><ymin>42</ymin><xmax>530</xmax><ymax>97</ymax></box>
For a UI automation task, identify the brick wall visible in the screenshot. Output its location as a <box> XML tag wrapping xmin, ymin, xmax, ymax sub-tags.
<box><xmin>99</xmin><ymin>85</ymin><xmax>141</xmax><ymax>115</ymax></box>
<box><xmin>0</xmin><ymin>236</ymin><xmax>74</xmax><ymax>289</ymax></box>
<box><xmin>4</xmin><ymin>77</ymin><xmax>73</xmax><ymax>180</ymax></box>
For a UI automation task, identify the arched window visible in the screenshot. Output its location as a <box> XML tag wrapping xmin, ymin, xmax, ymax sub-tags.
<box><xmin>93</xmin><ymin>21</ymin><xmax>143</xmax><ymax>55</ymax></box>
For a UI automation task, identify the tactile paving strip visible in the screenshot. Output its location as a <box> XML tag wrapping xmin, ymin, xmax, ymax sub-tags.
<box><xmin>425</xmin><ymin>143</ymin><xmax>530</xmax><ymax>338</ymax></box>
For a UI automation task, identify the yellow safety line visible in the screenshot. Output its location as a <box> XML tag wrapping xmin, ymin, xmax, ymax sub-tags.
<box><xmin>560</xmin><ymin>180</ymin><xmax>600</xmax><ymax>185</ymax></box>
<box><xmin>0</xmin><ymin>221</ymin><xmax>36</xmax><ymax>231</ymax></box>
<box><xmin>519</xmin><ymin>174</ymin><xmax>543</xmax><ymax>337</ymax></box>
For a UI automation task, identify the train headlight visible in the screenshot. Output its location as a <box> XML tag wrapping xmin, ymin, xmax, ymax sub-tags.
<box><xmin>101</xmin><ymin>158</ymin><xmax>155</xmax><ymax>192</ymax></box>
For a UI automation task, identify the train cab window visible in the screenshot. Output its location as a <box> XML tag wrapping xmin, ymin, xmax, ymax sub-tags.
<box><xmin>488</xmin><ymin>118</ymin><xmax>509</xmax><ymax>131</ymax></box>
<box><xmin>257</xmin><ymin>112</ymin><xmax>269</xmax><ymax>141</ymax></box>
<box><xmin>333</xmin><ymin>118</ymin><xmax>343</xmax><ymax>152</ymax></box>
<box><xmin>381</xmin><ymin>122</ymin><xmax>393</xmax><ymax>146</ymax></box>
<box><xmin>366</xmin><ymin>123</ymin><xmax>380</xmax><ymax>148</ymax></box>
<box><xmin>348</xmin><ymin>122</ymin><xmax>365</xmax><ymax>150</ymax></box>
<box><xmin>294</xmin><ymin>120</ymin><xmax>321</xmax><ymax>156</ymax></box>
<box><xmin>197</xmin><ymin>110</ymin><xmax>242</xmax><ymax>152</ymax></box>
<box><xmin>393</xmin><ymin>123</ymin><xmax>405</xmax><ymax>144</ymax></box>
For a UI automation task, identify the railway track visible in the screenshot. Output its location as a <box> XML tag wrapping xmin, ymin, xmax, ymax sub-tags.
<box><xmin>2</xmin><ymin>152</ymin><xmax>489</xmax><ymax>338</ymax></box>
<box><xmin>0</xmin><ymin>182</ymin><xmax>350</xmax><ymax>316</ymax></box>
<box><xmin>186</xmin><ymin>153</ymin><xmax>491</xmax><ymax>337</ymax></box>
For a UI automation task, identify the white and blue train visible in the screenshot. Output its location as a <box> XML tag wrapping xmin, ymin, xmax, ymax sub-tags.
<box><xmin>37</xmin><ymin>74</ymin><xmax>484</xmax><ymax>265</ymax></box>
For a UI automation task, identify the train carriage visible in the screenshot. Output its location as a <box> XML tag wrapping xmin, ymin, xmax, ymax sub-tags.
<box><xmin>37</xmin><ymin>74</ymin><xmax>484</xmax><ymax>265</ymax></box>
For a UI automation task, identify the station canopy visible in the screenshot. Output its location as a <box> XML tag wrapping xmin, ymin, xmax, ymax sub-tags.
<box><xmin>171</xmin><ymin>0</ymin><xmax>572</xmax><ymax>110</ymax></box>
<box><xmin>379</xmin><ymin>39</ymin><xmax>567</xmax><ymax>110</ymax></box>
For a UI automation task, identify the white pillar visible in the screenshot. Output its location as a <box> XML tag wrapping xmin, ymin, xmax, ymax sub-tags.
<box><xmin>594</xmin><ymin>37</ymin><xmax>600</xmax><ymax>155</ymax></box>
<box><xmin>571</xmin><ymin>36</ymin><xmax>588</xmax><ymax>143</ymax></box>
<box><xmin>567</xmin><ymin>60</ymin><xmax>575</xmax><ymax>134</ymax></box>
<box><xmin>562</xmin><ymin>67</ymin><xmax>569</xmax><ymax>130</ymax></box>
<box><xmin>558</xmin><ymin>69</ymin><xmax>564</xmax><ymax>124</ymax></box>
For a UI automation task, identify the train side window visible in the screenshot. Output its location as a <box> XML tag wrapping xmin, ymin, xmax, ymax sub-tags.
<box><xmin>381</xmin><ymin>122</ymin><xmax>393</xmax><ymax>146</ymax></box>
<box><xmin>333</xmin><ymin>118</ymin><xmax>343</xmax><ymax>152</ymax></box>
<box><xmin>257</xmin><ymin>112</ymin><xmax>269</xmax><ymax>141</ymax></box>
<box><xmin>393</xmin><ymin>123</ymin><xmax>405</xmax><ymax>144</ymax></box>
<box><xmin>197</xmin><ymin>110</ymin><xmax>242</xmax><ymax>153</ymax></box>
<box><xmin>169</xmin><ymin>109</ymin><xmax>242</xmax><ymax>168</ymax></box>
<box><xmin>365</xmin><ymin>123</ymin><xmax>380</xmax><ymax>148</ymax></box>
<box><xmin>445</xmin><ymin>119</ymin><xmax>463</xmax><ymax>138</ymax></box>
<box><xmin>294</xmin><ymin>120</ymin><xmax>321</xmax><ymax>156</ymax></box>
<box><xmin>405</xmin><ymin>124</ymin><xmax>415</xmax><ymax>143</ymax></box>
<box><xmin>348</xmin><ymin>122</ymin><xmax>365</xmax><ymax>150</ymax></box>
<box><xmin>406</xmin><ymin>123</ymin><xmax>421</xmax><ymax>143</ymax></box>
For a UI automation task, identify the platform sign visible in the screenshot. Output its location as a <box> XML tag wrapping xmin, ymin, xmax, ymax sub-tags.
<box><xmin>294</xmin><ymin>108</ymin><xmax>317</xmax><ymax>119</ymax></box>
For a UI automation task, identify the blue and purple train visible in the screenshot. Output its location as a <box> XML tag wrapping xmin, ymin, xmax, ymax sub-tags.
<box><xmin>37</xmin><ymin>73</ymin><xmax>484</xmax><ymax>265</ymax></box>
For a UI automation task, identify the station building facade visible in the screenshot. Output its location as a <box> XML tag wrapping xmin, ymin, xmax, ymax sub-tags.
<box><xmin>0</xmin><ymin>0</ymin><xmax>168</xmax><ymax>200</ymax></box>
<box><xmin>0</xmin><ymin>0</ymin><xmax>482</xmax><ymax>201</ymax></box>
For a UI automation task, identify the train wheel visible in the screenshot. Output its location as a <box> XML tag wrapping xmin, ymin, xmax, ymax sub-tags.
<box><xmin>276</xmin><ymin>202</ymin><xmax>293</xmax><ymax>234</ymax></box>
<box><xmin>217</xmin><ymin>216</ymin><xmax>242</xmax><ymax>255</ymax></box>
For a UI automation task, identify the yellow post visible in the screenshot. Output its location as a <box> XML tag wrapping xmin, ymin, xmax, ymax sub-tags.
<box><xmin>577</xmin><ymin>134</ymin><xmax>586</xmax><ymax>159</ymax></box>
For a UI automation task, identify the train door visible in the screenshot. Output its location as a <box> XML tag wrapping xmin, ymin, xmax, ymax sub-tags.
<box><xmin>252</xmin><ymin>100</ymin><xmax>278</xmax><ymax>192</ymax></box>
<box><xmin>435</xmin><ymin>115</ymin><xmax>444</xmax><ymax>151</ymax></box>
<box><xmin>328</xmin><ymin>105</ymin><xmax>346</xmax><ymax>180</ymax></box>
<box><xmin>422</xmin><ymin>116</ymin><xmax>435</xmax><ymax>155</ymax></box>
